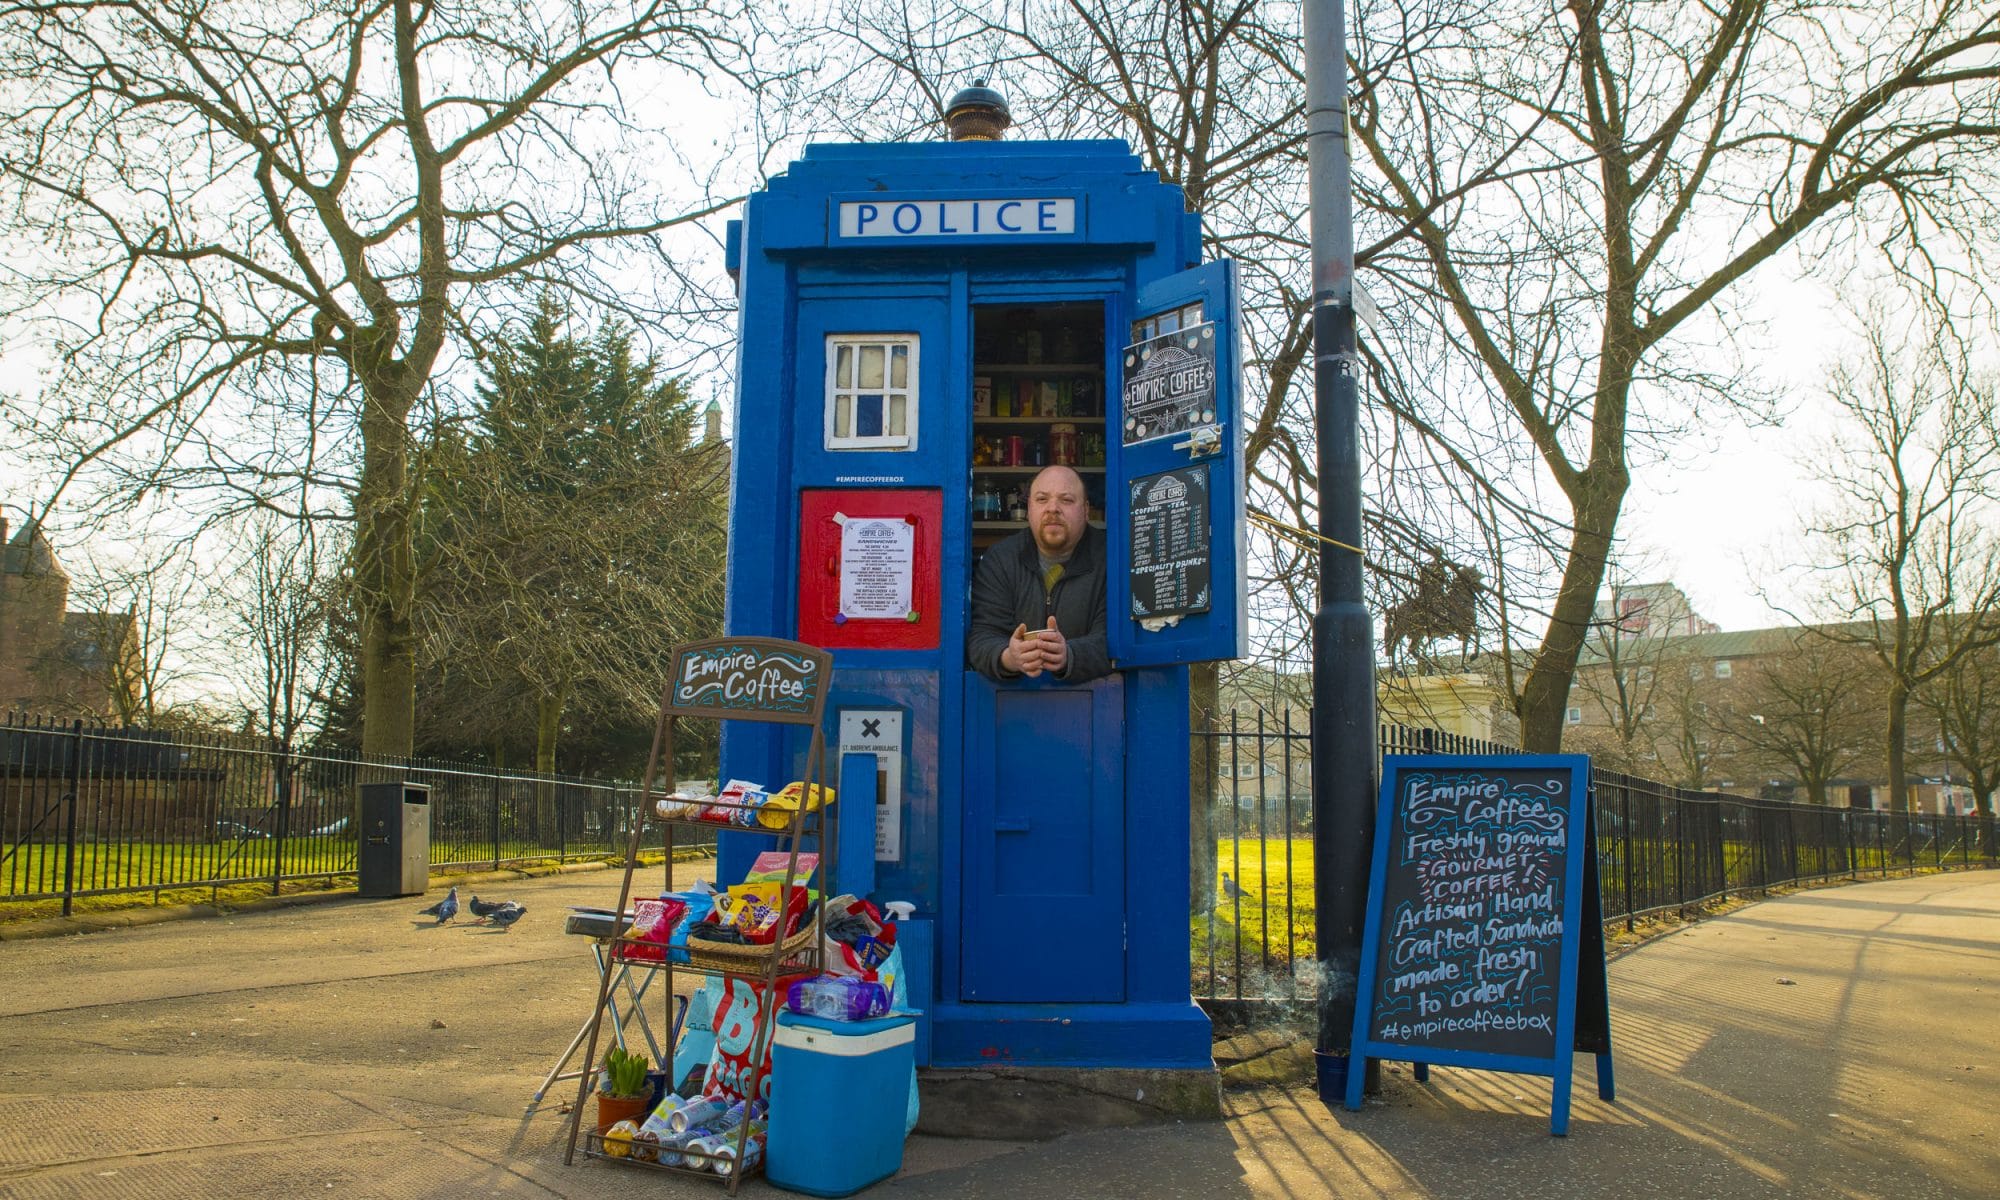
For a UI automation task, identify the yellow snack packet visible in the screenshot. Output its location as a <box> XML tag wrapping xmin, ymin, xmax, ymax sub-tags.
<box><xmin>755</xmin><ymin>780</ymin><xmax>835</xmax><ymax>831</ymax></box>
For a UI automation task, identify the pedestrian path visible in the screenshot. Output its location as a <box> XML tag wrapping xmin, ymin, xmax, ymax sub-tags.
<box><xmin>0</xmin><ymin>869</ymin><xmax>1991</xmax><ymax>1198</ymax></box>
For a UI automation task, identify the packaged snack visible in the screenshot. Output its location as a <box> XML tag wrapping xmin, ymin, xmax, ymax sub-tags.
<box><xmin>654</xmin><ymin>789</ymin><xmax>710</xmax><ymax>821</ymax></box>
<box><xmin>743</xmin><ymin>851</ymin><xmax>820</xmax><ymax>885</ymax></box>
<box><xmin>615</xmin><ymin>896</ymin><xmax>689</xmax><ymax>963</ymax></box>
<box><xmin>754</xmin><ymin>781</ymin><xmax>835</xmax><ymax>831</ymax></box>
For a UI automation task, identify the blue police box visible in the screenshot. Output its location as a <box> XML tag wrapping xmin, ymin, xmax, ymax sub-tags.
<box><xmin>715</xmin><ymin>101</ymin><xmax>1245</xmax><ymax>1076</ymax></box>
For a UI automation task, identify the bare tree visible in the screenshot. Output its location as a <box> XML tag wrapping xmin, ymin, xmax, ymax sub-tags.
<box><xmin>1718</xmin><ymin>631</ymin><xmax>1878</xmax><ymax>805</ymax></box>
<box><xmin>1915</xmin><ymin>643</ymin><xmax>2000</xmax><ymax>818</ymax></box>
<box><xmin>1802</xmin><ymin>301</ymin><xmax>2000</xmax><ymax>809</ymax></box>
<box><xmin>1349</xmin><ymin>0</ymin><xmax>2000</xmax><ymax>750</ymax></box>
<box><xmin>0</xmin><ymin>0</ymin><xmax>760</xmax><ymax>756</ymax></box>
<box><xmin>212</xmin><ymin>514</ymin><xmax>341</xmax><ymax>751</ymax></box>
<box><xmin>65</xmin><ymin>547</ymin><xmax>205</xmax><ymax>726</ymax></box>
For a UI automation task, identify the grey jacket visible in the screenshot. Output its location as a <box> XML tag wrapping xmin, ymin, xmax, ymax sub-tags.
<box><xmin>966</xmin><ymin>525</ymin><xmax>1112</xmax><ymax>684</ymax></box>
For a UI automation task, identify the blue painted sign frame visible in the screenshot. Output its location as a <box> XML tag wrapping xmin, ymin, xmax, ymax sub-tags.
<box><xmin>1344</xmin><ymin>754</ymin><xmax>1614</xmax><ymax>1135</ymax></box>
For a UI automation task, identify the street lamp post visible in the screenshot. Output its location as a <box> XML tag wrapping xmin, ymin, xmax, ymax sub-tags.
<box><xmin>1304</xmin><ymin>0</ymin><xmax>1379</xmax><ymax>1103</ymax></box>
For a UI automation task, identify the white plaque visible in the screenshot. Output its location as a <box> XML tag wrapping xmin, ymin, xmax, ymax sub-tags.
<box><xmin>838</xmin><ymin>709</ymin><xmax>904</xmax><ymax>862</ymax></box>
<box><xmin>838</xmin><ymin>516</ymin><xmax>916</xmax><ymax>620</ymax></box>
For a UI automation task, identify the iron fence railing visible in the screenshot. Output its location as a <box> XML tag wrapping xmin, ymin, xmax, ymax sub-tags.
<box><xmin>0</xmin><ymin>714</ymin><xmax>712</xmax><ymax>914</ymax></box>
<box><xmin>1194</xmin><ymin>709</ymin><xmax>1998</xmax><ymax>1006</ymax></box>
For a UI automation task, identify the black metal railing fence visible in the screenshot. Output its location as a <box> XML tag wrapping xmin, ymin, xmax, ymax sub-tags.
<box><xmin>0</xmin><ymin>713</ymin><xmax>712</xmax><ymax>915</ymax></box>
<box><xmin>1195</xmin><ymin>709</ymin><xmax>1998</xmax><ymax>1006</ymax></box>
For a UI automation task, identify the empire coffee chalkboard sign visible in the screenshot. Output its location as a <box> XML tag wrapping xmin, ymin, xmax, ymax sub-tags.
<box><xmin>1127</xmin><ymin>465</ymin><xmax>1212</xmax><ymax>621</ymax></box>
<box><xmin>1345</xmin><ymin>755</ymin><xmax>1614</xmax><ymax>1136</ymax></box>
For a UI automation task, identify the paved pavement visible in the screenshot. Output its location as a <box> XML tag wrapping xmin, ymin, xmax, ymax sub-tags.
<box><xmin>0</xmin><ymin>868</ymin><xmax>1994</xmax><ymax>1199</ymax></box>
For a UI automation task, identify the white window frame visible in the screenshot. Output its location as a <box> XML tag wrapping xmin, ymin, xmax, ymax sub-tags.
<box><xmin>1713</xmin><ymin>660</ymin><xmax>1733</xmax><ymax>679</ymax></box>
<box><xmin>1565</xmin><ymin>706</ymin><xmax>1583</xmax><ymax>725</ymax></box>
<box><xmin>824</xmin><ymin>334</ymin><xmax>919</xmax><ymax>450</ymax></box>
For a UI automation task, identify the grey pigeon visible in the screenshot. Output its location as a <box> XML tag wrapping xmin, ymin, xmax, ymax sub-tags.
<box><xmin>1220</xmin><ymin>872</ymin><xmax>1249</xmax><ymax>901</ymax></box>
<box><xmin>486</xmin><ymin>902</ymin><xmax>526</xmax><ymax>930</ymax></box>
<box><xmin>467</xmin><ymin>894</ymin><xmax>508</xmax><ymax>920</ymax></box>
<box><xmin>417</xmin><ymin>886</ymin><xmax>459</xmax><ymax>924</ymax></box>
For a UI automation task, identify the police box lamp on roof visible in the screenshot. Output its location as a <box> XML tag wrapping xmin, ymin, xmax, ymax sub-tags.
<box><xmin>945</xmin><ymin>78</ymin><xmax>1010</xmax><ymax>141</ymax></box>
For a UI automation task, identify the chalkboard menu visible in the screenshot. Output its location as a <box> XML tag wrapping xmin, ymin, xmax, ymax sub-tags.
<box><xmin>665</xmin><ymin>637</ymin><xmax>831</xmax><ymax>725</ymax></box>
<box><xmin>1127</xmin><ymin>465</ymin><xmax>1212</xmax><ymax>620</ymax></box>
<box><xmin>1120</xmin><ymin>322</ymin><xmax>1218</xmax><ymax>445</ymax></box>
<box><xmin>1345</xmin><ymin>754</ymin><xmax>1613</xmax><ymax>1136</ymax></box>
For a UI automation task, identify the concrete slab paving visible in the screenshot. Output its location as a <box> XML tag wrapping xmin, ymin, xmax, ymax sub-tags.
<box><xmin>0</xmin><ymin>867</ymin><xmax>1994</xmax><ymax>1198</ymax></box>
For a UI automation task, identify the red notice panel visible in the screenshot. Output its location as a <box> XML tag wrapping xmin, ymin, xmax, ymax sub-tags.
<box><xmin>797</xmin><ymin>489</ymin><xmax>942</xmax><ymax>650</ymax></box>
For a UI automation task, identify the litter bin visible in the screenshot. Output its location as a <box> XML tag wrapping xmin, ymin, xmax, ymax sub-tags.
<box><xmin>766</xmin><ymin>1010</ymin><xmax>916</xmax><ymax>1196</ymax></box>
<box><xmin>357</xmin><ymin>781</ymin><xmax>430</xmax><ymax>897</ymax></box>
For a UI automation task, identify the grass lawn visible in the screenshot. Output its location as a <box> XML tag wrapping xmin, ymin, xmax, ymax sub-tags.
<box><xmin>1195</xmin><ymin>836</ymin><xmax>1316</xmax><ymax>994</ymax></box>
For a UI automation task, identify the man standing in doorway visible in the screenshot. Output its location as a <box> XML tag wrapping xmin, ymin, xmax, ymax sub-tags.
<box><xmin>967</xmin><ymin>464</ymin><xmax>1111</xmax><ymax>684</ymax></box>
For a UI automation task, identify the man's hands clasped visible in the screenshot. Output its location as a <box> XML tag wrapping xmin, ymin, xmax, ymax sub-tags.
<box><xmin>1001</xmin><ymin>618</ymin><xmax>1069</xmax><ymax>678</ymax></box>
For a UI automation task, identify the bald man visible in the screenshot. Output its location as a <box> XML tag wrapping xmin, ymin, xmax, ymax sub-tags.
<box><xmin>967</xmin><ymin>464</ymin><xmax>1112</xmax><ymax>684</ymax></box>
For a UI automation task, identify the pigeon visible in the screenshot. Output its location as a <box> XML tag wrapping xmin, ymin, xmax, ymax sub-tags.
<box><xmin>486</xmin><ymin>903</ymin><xmax>527</xmax><ymax>930</ymax></box>
<box><xmin>417</xmin><ymin>886</ymin><xmax>459</xmax><ymax>924</ymax></box>
<box><xmin>1220</xmin><ymin>872</ymin><xmax>1249</xmax><ymax>901</ymax></box>
<box><xmin>467</xmin><ymin>894</ymin><xmax>510</xmax><ymax>921</ymax></box>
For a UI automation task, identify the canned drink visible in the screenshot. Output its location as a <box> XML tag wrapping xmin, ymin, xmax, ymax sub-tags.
<box><xmin>668</xmin><ymin>1097</ymin><xmax>729</xmax><ymax>1133</ymax></box>
<box><xmin>712</xmin><ymin>1129</ymin><xmax>767</xmax><ymax>1178</ymax></box>
<box><xmin>684</xmin><ymin>1133</ymin><xmax>725</xmax><ymax>1171</ymax></box>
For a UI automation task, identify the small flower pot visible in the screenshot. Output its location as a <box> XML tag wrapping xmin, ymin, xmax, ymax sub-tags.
<box><xmin>596</xmin><ymin>1092</ymin><xmax>650</xmax><ymax>1133</ymax></box>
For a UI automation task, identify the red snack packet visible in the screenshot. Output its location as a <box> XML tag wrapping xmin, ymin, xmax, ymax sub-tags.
<box><xmin>615</xmin><ymin>897</ymin><xmax>689</xmax><ymax>963</ymax></box>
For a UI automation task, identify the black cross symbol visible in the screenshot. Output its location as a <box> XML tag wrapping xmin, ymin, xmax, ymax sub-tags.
<box><xmin>860</xmin><ymin>718</ymin><xmax>882</xmax><ymax>738</ymax></box>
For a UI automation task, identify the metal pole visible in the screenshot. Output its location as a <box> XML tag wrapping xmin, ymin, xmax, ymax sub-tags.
<box><xmin>1305</xmin><ymin>0</ymin><xmax>1378</xmax><ymax>1103</ymax></box>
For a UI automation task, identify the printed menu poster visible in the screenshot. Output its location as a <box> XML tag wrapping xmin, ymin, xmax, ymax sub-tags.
<box><xmin>839</xmin><ymin>516</ymin><xmax>916</xmax><ymax>620</ymax></box>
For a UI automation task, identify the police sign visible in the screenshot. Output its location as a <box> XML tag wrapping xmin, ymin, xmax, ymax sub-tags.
<box><xmin>836</xmin><ymin>197</ymin><xmax>1077</xmax><ymax>239</ymax></box>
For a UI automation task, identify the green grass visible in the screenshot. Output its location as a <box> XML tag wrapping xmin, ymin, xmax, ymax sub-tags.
<box><xmin>1196</xmin><ymin>836</ymin><xmax>1317</xmax><ymax>989</ymax></box>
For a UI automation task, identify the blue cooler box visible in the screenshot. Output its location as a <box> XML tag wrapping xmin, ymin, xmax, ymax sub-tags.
<box><xmin>766</xmin><ymin>1011</ymin><xmax>916</xmax><ymax>1197</ymax></box>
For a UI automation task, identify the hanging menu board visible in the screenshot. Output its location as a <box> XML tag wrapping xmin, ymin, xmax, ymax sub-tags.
<box><xmin>1345</xmin><ymin>754</ymin><xmax>1614</xmax><ymax>1136</ymax></box>
<box><xmin>1127</xmin><ymin>465</ymin><xmax>1212</xmax><ymax>620</ymax></box>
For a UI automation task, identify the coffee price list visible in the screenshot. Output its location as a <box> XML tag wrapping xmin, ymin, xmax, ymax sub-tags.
<box><xmin>1366</xmin><ymin>767</ymin><xmax>1572</xmax><ymax>1060</ymax></box>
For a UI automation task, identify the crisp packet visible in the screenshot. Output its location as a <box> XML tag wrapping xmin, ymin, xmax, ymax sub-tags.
<box><xmin>755</xmin><ymin>781</ymin><xmax>835</xmax><ymax>831</ymax></box>
<box><xmin>703</xmin><ymin>778</ymin><xmax>770</xmax><ymax>825</ymax></box>
<box><xmin>615</xmin><ymin>896</ymin><xmax>690</xmax><ymax>963</ymax></box>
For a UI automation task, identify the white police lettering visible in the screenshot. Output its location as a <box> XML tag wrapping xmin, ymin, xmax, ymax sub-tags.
<box><xmin>838</xmin><ymin>198</ymin><xmax>1076</xmax><ymax>239</ymax></box>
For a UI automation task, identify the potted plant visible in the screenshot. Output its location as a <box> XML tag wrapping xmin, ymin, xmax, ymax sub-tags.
<box><xmin>595</xmin><ymin>1047</ymin><xmax>652</xmax><ymax>1132</ymax></box>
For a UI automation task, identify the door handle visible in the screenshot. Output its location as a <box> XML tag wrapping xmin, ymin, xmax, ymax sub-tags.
<box><xmin>1172</xmin><ymin>423</ymin><xmax>1223</xmax><ymax>458</ymax></box>
<box><xmin>993</xmin><ymin>816</ymin><xmax>1032</xmax><ymax>833</ymax></box>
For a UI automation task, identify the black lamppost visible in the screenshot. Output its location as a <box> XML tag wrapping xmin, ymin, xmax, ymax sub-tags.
<box><xmin>1304</xmin><ymin>0</ymin><xmax>1379</xmax><ymax>1102</ymax></box>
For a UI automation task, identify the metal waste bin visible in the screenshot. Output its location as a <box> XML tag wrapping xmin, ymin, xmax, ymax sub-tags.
<box><xmin>358</xmin><ymin>781</ymin><xmax>430</xmax><ymax>897</ymax></box>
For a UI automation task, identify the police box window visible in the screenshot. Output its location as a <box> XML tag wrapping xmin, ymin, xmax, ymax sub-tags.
<box><xmin>825</xmin><ymin>334</ymin><xmax>918</xmax><ymax>450</ymax></box>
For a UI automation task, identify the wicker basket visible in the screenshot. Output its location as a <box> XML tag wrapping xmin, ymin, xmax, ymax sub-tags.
<box><xmin>684</xmin><ymin>923</ymin><xmax>819</xmax><ymax>973</ymax></box>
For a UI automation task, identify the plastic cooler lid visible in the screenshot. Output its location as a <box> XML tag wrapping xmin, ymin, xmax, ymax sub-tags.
<box><xmin>775</xmin><ymin>1010</ymin><xmax>916</xmax><ymax>1053</ymax></box>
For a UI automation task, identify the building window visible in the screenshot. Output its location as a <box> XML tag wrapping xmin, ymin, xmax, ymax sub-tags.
<box><xmin>1565</xmin><ymin>706</ymin><xmax>1583</xmax><ymax>725</ymax></box>
<box><xmin>825</xmin><ymin>335</ymin><xmax>917</xmax><ymax>449</ymax></box>
<box><xmin>1713</xmin><ymin>660</ymin><xmax>1733</xmax><ymax>679</ymax></box>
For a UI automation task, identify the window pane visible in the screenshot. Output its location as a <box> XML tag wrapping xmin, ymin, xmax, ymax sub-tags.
<box><xmin>834</xmin><ymin>394</ymin><xmax>852</xmax><ymax>438</ymax></box>
<box><xmin>890</xmin><ymin>344</ymin><xmax>908</xmax><ymax>388</ymax></box>
<box><xmin>888</xmin><ymin>394</ymin><xmax>907</xmax><ymax>436</ymax></box>
<box><xmin>835</xmin><ymin>344</ymin><xmax>853</xmax><ymax>387</ymax></box>
<box><xmin>856</xmin><ymin>394</ymin><xmax>884</xmax><ymax>438</ymax></box>
<box><xmin>860</xmin><ymin>345</ymin><xmax>885</xmax><ymax>389</ymax></box>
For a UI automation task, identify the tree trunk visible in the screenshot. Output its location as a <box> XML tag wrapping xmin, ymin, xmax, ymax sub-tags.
<box><xmin>535</xmin><ymin>687</ymin><xmax>565</xmax><ymax>840</ymax></box>
<box><xmin>355</xmin><ymin>380</ymin><xmax>418</xmax><ymax>759</ymax></box>
<box><xmin>1517</xmin><ymin>473</ymin><xmax>1626</xmax><ymax>752</ymax></box>
<box><xmin>1885</xmin><ymin>681</ymin><xmax>1910</xmax><ymax>811</ymax></box>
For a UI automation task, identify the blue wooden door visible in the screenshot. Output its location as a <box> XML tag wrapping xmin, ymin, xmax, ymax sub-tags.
<box><xmin>960</xmin><ymin>673</ymin><xmax>1125</xmax><ymax>1002</ymax></box>
<box><xmin>1107</xmin><ymin>260</ymin><xmax>1247</xmax><ymax>667</ymax></box>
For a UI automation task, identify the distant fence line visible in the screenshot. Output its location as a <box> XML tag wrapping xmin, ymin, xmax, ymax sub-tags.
<box><xmin>1194</xmin><ymin>708</ymin><xmax>1999</xmax><ymax>1008</ymax></box>
<box><xmin>0</xmin><ymin>714</ymin><xmax>709</xmax><ymax>914</ymax></box>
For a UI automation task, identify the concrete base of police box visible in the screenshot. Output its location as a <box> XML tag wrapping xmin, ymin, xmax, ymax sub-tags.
<box><xmin>915</xmin><ymin>1065</ymin><xmax>1223</xmax><ymax>1140</ymax></box>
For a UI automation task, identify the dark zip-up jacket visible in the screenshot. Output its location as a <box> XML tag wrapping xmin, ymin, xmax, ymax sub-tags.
<box><xmin>966</xmin><ymin>525</ymin><xmax>1112</xmax><ymax>684</ymax></box>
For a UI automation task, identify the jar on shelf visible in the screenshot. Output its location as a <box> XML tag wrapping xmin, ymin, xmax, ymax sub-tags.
<box><xmin>1049</xmin><ymin>423</ymin><xmax>1079</xmax><ymax>466</ymax></box>
<box><xmin>1005</xmin><ymin>486</ymin><xmax>1026</xmax><ymax>522</ymax></box>
<box><xmin>974</xmin><ymin>480</ymin><xmax>1002</xmax><ymax>520</ymax></box>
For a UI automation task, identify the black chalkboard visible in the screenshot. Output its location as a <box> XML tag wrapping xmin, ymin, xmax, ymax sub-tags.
<box><xmin>1345</xmin><ymin>754</ymin><xmax>1613</xmax><ymax>1135</ymax></box>
<box><xmin>1127</xmin><ymin>464</ymin><xmax>1212</xmax><ymax>621</ymax></box>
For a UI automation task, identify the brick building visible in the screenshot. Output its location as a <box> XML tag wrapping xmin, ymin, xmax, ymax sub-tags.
<box><xmin>0</xmin><ymin>516</ymin><xmax>138</xmax><ymax>719</ymax></box>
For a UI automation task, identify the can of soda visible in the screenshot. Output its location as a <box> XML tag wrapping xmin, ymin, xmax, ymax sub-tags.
<box><xmin>668</xmin><ymin>1097</ymin><xmax>729</xmax><ymax>1133</ymax></box>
